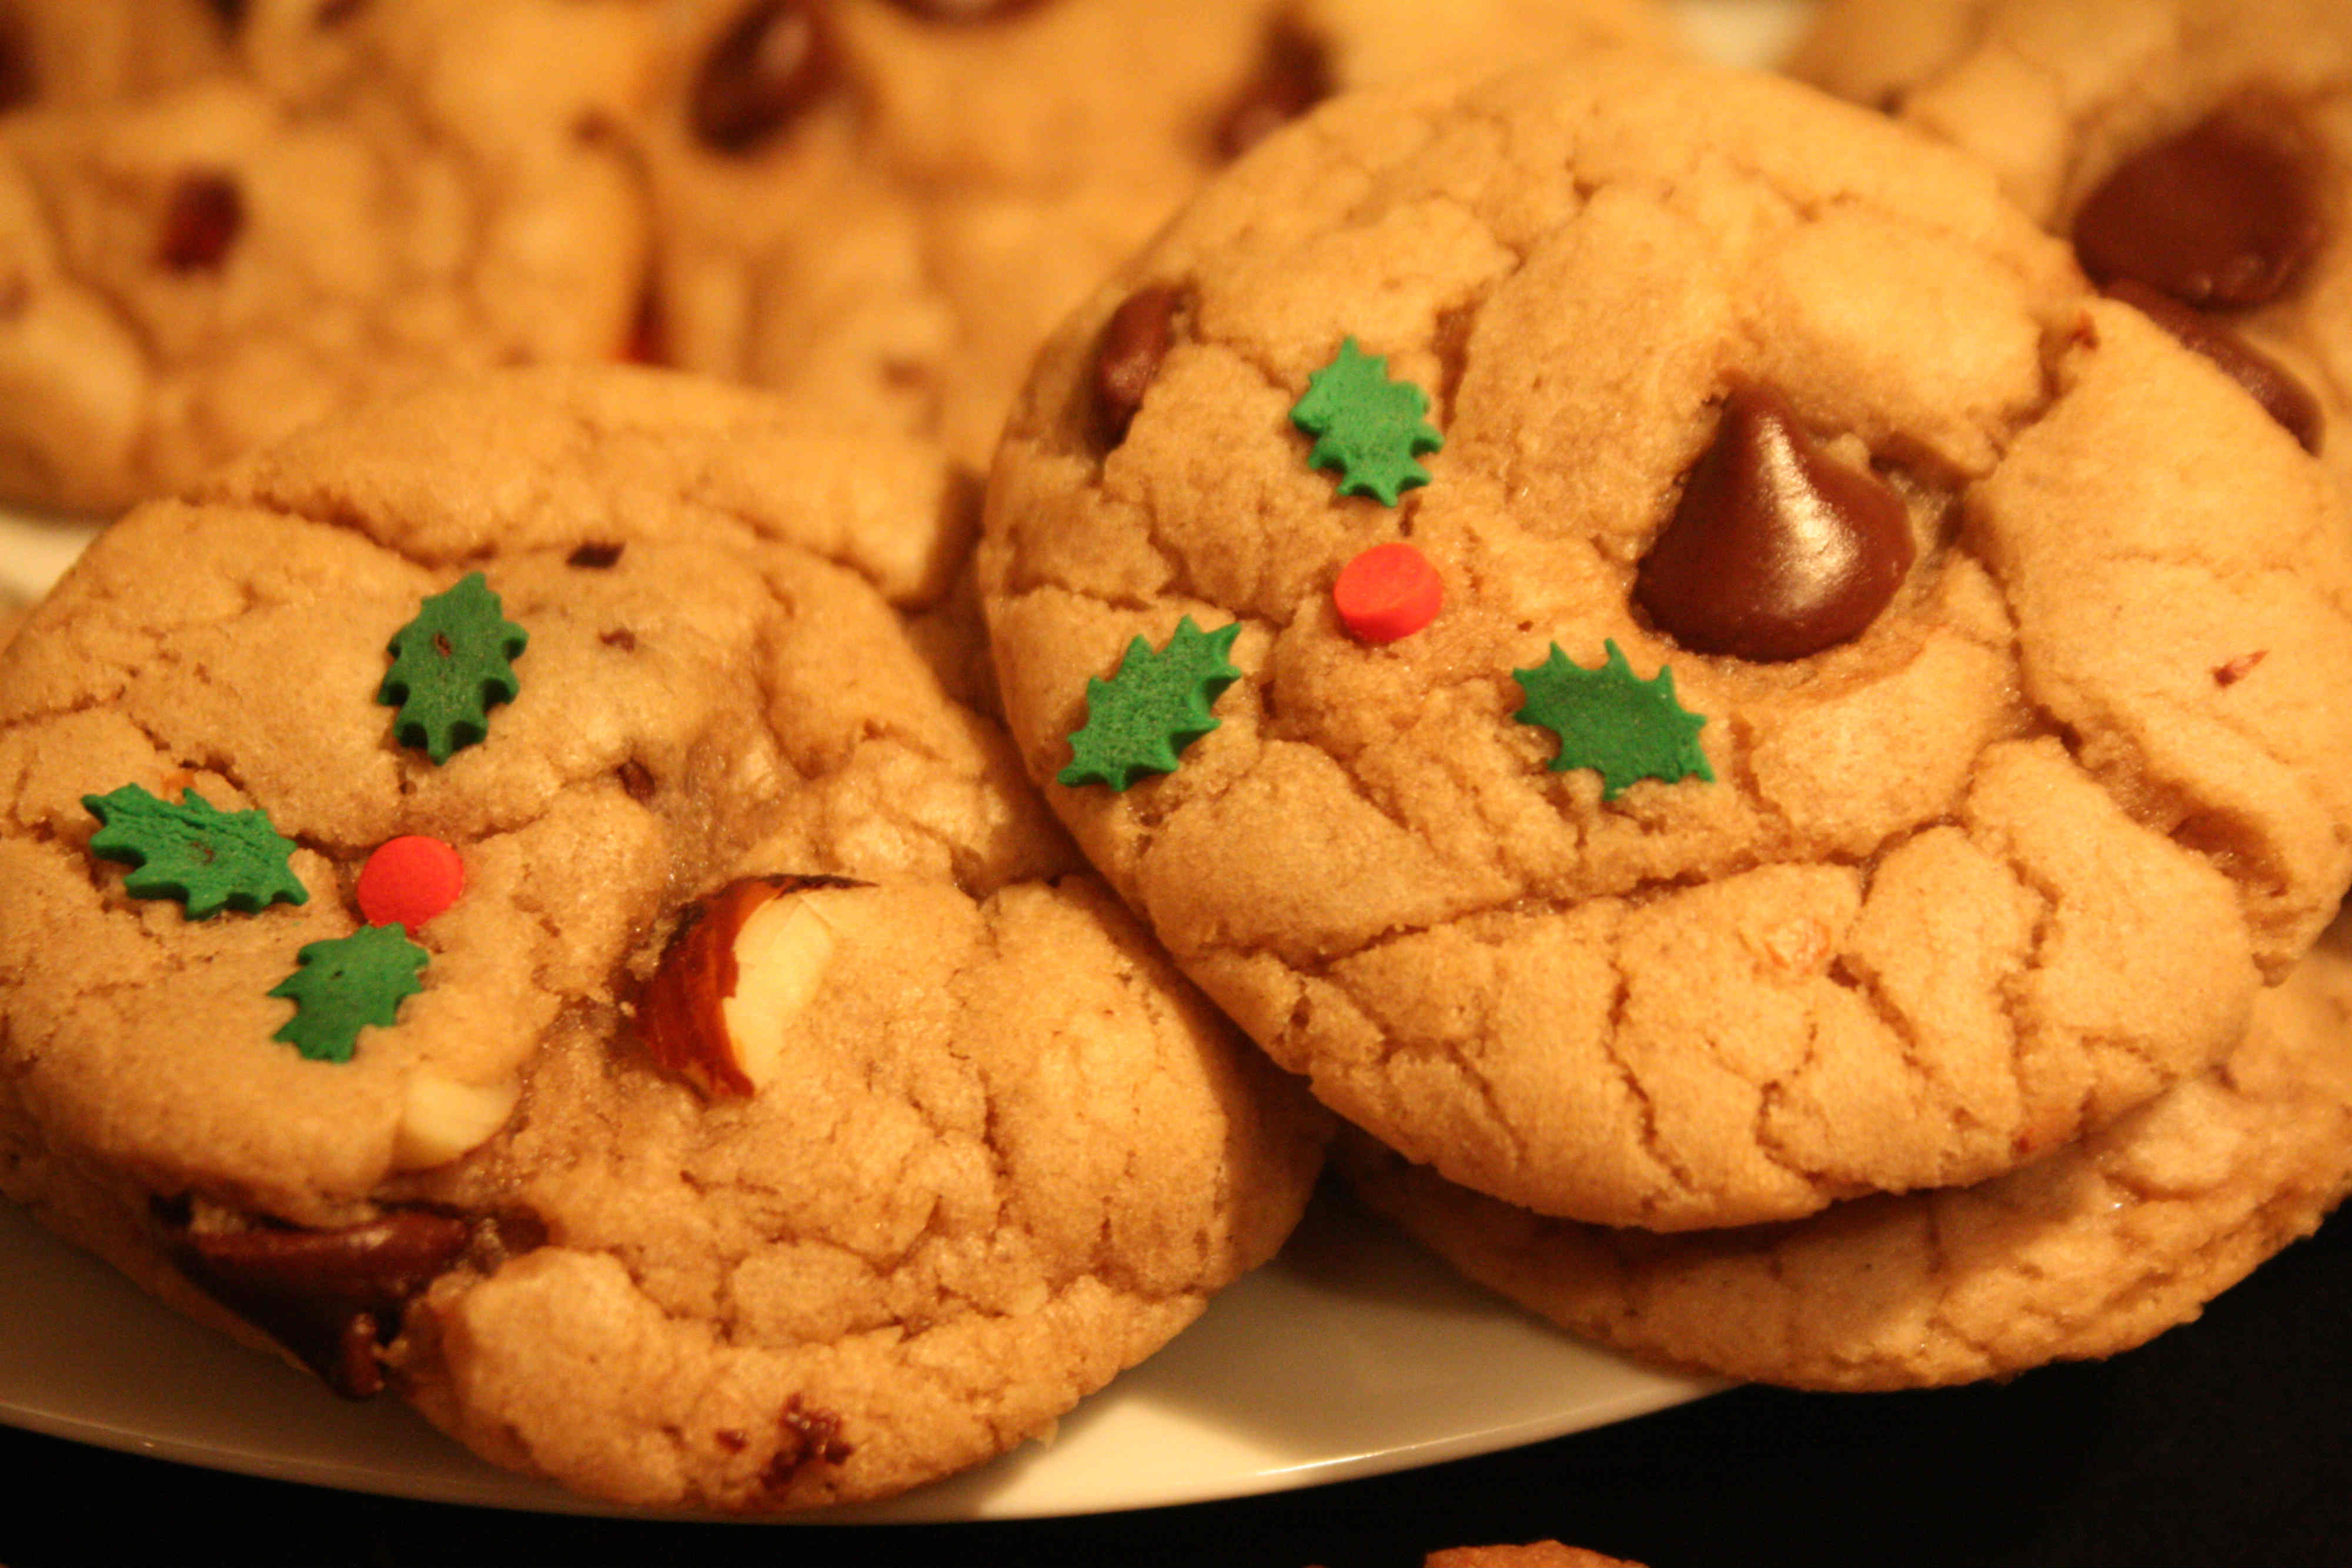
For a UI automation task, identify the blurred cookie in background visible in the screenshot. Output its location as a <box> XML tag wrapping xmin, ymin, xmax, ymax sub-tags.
<box><xmin>639</xmin><ymin>0</ymin><xmax>1681</xmax><ymax>470</ymax></box>
<box><xmin>0</xmin><ymin>0</ymin><xmax>656</xmax><ymax>515</ymax></box>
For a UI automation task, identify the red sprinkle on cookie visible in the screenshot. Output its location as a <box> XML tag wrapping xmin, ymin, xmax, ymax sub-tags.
<box><xmin>1334</xmin><ymin>542</ymin><xmax>1443</xmax><ymax>643</ymax></box>
<box><xmin>356</xmin><ymin>835</ymin><xmax>466</xmax><ymax>935</ymax></box>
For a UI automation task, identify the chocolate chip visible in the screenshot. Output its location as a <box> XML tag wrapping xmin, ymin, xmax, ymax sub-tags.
<box><xmin>617</xmin><ymin>758</ymin><xmax>657</xmax><ymax>801</ymax></box>
<box><xmin>600</xmin><ymin>628</ymin><xmax>638</xmax><ymax>651</ymax></box>
<box><xmin>1635</xmin><ymin>383</ymin><xmax>1916</xmax><ymax>664</ymax></box>
<box><xmin>1212</xmin><ymin>16</ymin><xmax>1331</xmax><ymax>163</ymax></box>
<box><xmin>880</xmin><ymin>0</ymin><xmax>1046</xmax><ymax>19</ymax></box>
<box><xmin>172</xmin><ymin>1211</ymin><xmax>472</xmax><ymax>1398</ymax></box>
<box><xmin>761</xmin><ymin>1395</ymin><xmax>853</xmax><ymax>1489</ymax></box>
<box><xmin>1092</xmin><ymin>283</ymin><xmax>1183</xmax><ymax>449</ymax></box>
<box><xmin>0</xmin><ymin>14</ymin><xmax>34</xmax><ymax>113</ymax></box>
<box><xmin>2105</xmin><ymin>279</ymin><xmax>2324</xmax><ymax>453</ymax></box>
<box><xmin>2214</xmin><ymin>650</ymin><xmax>2268</xmax><ymax>687</ymax></box>
<box><xmin>2073</xmin><ymin>95</ymin><xmax>2325</xmax><ymax>310</ymax></box>
<box><xmin>567</xmin><ymin>541</ymin><xmax>626</xmax><ymax>569</ymax></box>
<box><xmin>473</xmin><ymin>1206</ymin><xmax>548</xmax><ymax>1266</ymax></box>
<box><xmin>691</xmin><ymin>0</ymin><xmax>831</xmax><ymax>156</ymax></box>
<box><xmin>206</xmin><ymin>0</ymin><xmax>250</xmax><ymax>31</ymax></box>
<box><xmin>157</xmin><ymin>171</ymin><xmax>244</xmax><ymax>273</ymax></box>
<box><xmin>619</xmin><ymin>285</ymin><xmax>665</xmax><ymax>365</ymax></box>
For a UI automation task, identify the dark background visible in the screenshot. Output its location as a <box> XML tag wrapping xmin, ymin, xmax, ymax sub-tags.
<box><xmin>5</xmin><ymin>1202</ymin><xmax>2348</xmax><ymax>1567</ymax></box>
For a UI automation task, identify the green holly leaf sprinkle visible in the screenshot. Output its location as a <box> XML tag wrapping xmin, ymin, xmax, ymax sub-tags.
<box><xmin>1058</xmin><ymin>617</ymin><xmax>1243</xmax><ymax>791</ymax></box>
<box><xmin>378</xmin><ymin>572</ymin><xmax>527</xmax><ymax>764</ymax></box>
<box><xmin>268</xmin><ymin>924</ymin><xmax>429</xmax><ymax>1064</ymax></box>
<box><xmin>1512</xmin><ymin>640</ymin><xmax>1713</xmax><ymax>801</ymax></box>
<box><xmin>82</xmin><ymin>784</ymin><xmax>309</xmax><ymax>920</ymax></box>
<box><xmin>1290</xmin><ymin>337</ymin><xmax>1444</xmax><ymax>506</ymax></box>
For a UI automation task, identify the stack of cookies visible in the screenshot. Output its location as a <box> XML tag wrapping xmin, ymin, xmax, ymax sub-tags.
<box><xmin>975</xmin><ymin>35</ymin><xmax>2352</xmax><ymax>1391</ymax></box>
<box><xmin>4</xmin><ymin>0</ymin><xmax>2352</xmax><ymax>1522</ymax></box>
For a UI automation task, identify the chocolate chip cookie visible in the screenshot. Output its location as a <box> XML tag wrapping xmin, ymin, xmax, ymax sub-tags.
<box><xmin>0</xmin><ymin>0</ymin><xmax>656</xmax><ymax>515</ymax></box>
<box><xmin>640</xmin><ymin>0</ymin><xmax>1678</xmax><ymax>471</ymax></box>
<box><xmin>1343</xmin><ymin>912</ymin><xmax>2352</xmax><ymax>1390</ymax></box>
<box><xmin>1791</xmin><ymin>0</ymin><xmax>2352</xmax><ymax>489</ymax></box>
<box><xmin>0</xmin><ymin>366</ymin><xmax>1325</xmax><ymax>1510</ymax></box>
<box><xmin>979</xmin><ymin>49</ymin><xmax>2352</xmax><ymax>1232</ymax></box>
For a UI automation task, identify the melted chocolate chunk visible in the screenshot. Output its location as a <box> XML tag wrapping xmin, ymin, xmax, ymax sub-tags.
<box><xmin>880</xmin><ymin>0</ymin><xmax>1045</xmax><ymax>19</ymax></box>
<box><xmin>1635</xmin><ymin>383</ymin><xmax>1916</xmax><ymax>664</ymax></box>
<box><xmin>568</xmin><ymin>541</ymin><xmax>626</xmax><ymax>569</ymax></box>
<box><xmin>2073</xmin><ymin>95</ymin><xmax>2326</xmax><ymax>310</ymax></box>
<box><xmin>1212</xmin><ymin>16</ymin><xmax>1331</xmax><ymax>163</ymax></box>
<box><xmin>619</xmin><ymin>285</ymin><xmax>666</xmax><ymax>366</ymax></box>
<box><xmin>172</xmin><ymin>1211</ymin><xmax>472</xmax><ymax>1398</ymax></box>
<box><xmin>617</xmin><ymin>757</ymin><xmax>657</xmax><ymax>801</ymax></box>
<box><xmin>691</xmin><ymin>0</ymin><xmax>831</xmax><ymax>156</ymax></box>
<box><xmin>1092</xmin><ymin>283</ymin><xmax>1183</xmax><ymax>448</ymax></box>
<box><xmin>158</xmin><ymin>171</ymin><xmax>244</xmax><ymax>273</ymax></box>
<box><xmin>2106</xmin><ymin>279</ymin><xmax>2325</xmax><ymax>453</ymax></box>
<box><xmin>0</xmin><ymin>14</ymin><xmax>34</xmax><ymax>113</ymax></box>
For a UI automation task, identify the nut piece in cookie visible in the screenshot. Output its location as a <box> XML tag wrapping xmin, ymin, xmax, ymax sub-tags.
<box><xmin>980</xmin><ymin>50</ymin><xmax>2352</xmax><ymax>1233</ymax></box>
<box><xmin>0</xmin><ymin>366</ymin><xmax>1327</xmax><ymax>1512</ymax></box>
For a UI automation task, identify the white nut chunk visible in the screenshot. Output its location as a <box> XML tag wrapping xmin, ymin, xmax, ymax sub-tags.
<box><xmin>639</xmin><ymin>876</ymin><xmax>854</xmax><ymax>1098</ymax></box>
<box><xmin>393</xmin><ymin>1072</ymin><xmax>522</xmax><ymax>1171</ymax></box>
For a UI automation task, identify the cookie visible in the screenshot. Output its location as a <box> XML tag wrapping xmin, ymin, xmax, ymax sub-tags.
<box><xmin>1424</xmin><ymin>1546</ymin><xmax>1646</xmax><ymax>1568</ymax></box>
<box><xmin>639</xmin><ymin>0</ymin><xmax>1679</xmax><ymax>472</ymax></box>
<box><xmin>0</xmin><ymin>0</ymin><xmax>655</xmax><ymax>516</ymax></box>
<box><xmin>1790</xmin><ymin>0</ymin><xmax>2352</xmax><ymax>489</ymax></box>
<box><xmin>1342</xmin><ymin>912</ymin><xmax>2352</xmax><ymax>1391</ymax></box>
<box><xmin>0</xmin><ymin>366</ymin><xmax>1325</xmax><ymax>1511</ymax></box>
<box><xmin>978</xmin><ymin>49</ymin><xmax>2352</xmax><ymax>1232</ymax></box>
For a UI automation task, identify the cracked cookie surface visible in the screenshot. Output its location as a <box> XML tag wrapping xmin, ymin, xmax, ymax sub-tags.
<box><xmin>640</xmin><ymin>0</ymin><xmax>1677</xmax><ymax>473</ymax></box>
<box><xmin>0</xmin><ymin>0</ymin><xmax>655</xmax><ymax>515</ymax></box>
<box><xmin>978</xmin><ymin>49</ymin><xmax>2352</xmax><ymax>1232</ymax></box>
<box><xmin>0</xmin><ymin>366</ymin><xmax>1325</xmax><ymax>1511</ymax></box>
<box><xmin>1791</xmin><ymin>0</ymin><xmax>2352</xmax><ymax>496</ymax></box>
<box><xmin>1342</xmin><ymin>912</ymin><xmax>2352</xmax><ymax>1390</ymax></box>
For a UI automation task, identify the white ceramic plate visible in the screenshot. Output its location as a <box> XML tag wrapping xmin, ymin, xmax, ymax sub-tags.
<box><xmin>0</xmin><ymin>1192</ymin><xmax>1714</xmax><ymax>1523</ymax></box>
<box><xmin>0</xmin><ymin>0</ymin><xmax>1808</xmax><ymax>1521</ymax></box>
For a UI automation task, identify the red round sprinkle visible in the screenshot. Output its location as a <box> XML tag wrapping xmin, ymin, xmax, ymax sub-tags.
<box><xmin>1334</xmin><ymin>541</ymin><xmax>1442</xmax><ymax>643</ymax></box>
<box><xmin>356</xmin><ymin>835</ymin><xmax>466</xmax><ymax>935</ymax></box>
